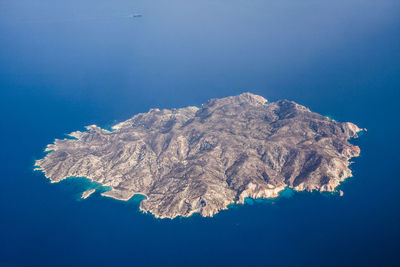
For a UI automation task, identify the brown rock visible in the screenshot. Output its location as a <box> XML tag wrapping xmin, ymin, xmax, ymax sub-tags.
<box><xmin>35</xmin><ymin>93</ymin><xmax>363</xmax><ymax>218</ymax></box>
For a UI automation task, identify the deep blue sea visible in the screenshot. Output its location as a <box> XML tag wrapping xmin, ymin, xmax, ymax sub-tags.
<box><xmin>1</xmin><ymin>0</ymin><xmax>400</xmax><ymax>266</ymax></box>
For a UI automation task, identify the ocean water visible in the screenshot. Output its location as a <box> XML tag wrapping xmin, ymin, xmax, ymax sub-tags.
<box><xmin>1</xmin><ymin>0</ymin><xmax>400</xmax><ymax>266</ymax></box>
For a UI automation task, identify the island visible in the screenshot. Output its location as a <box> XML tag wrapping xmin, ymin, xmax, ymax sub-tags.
<box><xmin>35</xmin><ymin>93</ymin><xmax>363</xmax><ymax>219</ymax></box>
<box><xmin>81</xmin><ymin>189</ymin><xmax>96</xmax><ymax>199</ymax></box>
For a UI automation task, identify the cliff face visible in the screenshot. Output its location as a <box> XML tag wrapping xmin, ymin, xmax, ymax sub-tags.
<box><xmin>35</xmin><ymin>93</ymin><xmax>362</xmax><ymax>219</ymax></box>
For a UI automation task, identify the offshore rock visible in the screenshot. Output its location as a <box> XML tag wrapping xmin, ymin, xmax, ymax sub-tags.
<box><xmin>81</xmin><ymin>189</ymin><xmax>96</xmax><ymax>199</ymax></box>
<box><xmin>35</xmin><ymin>93</ymin><xmax>363</xmax><ymax>219</ymax></box>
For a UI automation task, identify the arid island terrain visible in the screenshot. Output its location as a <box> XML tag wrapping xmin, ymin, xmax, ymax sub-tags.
<box><xmin>35</xmin><ymin>93</ymin><xmax>363</xmax><ymax>218</ymax></box>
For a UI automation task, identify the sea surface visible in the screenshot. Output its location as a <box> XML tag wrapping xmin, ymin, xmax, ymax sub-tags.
<box><xmin>1</xmin><ymin>0</ymin><xmax>400</xmax><ymax>266</ymax></box>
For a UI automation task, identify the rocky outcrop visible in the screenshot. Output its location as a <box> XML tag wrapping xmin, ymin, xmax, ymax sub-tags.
<box><xmin>81</xmin><ymin>189</ymin><xmax>96</xmax><ymax>199</ymax></box>
<box><xmin>35</xmin><ymin>93</ymin><xmax>363</xmax><ymax>218</ymax></box>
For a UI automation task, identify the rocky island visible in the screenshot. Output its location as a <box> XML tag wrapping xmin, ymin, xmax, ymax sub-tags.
<box><xmin>35</xmin><ymin>93</ymin><xmax>363</xmax><ymax>219</ymax></box>
<box><xmin>81</xmin><ymin>189</ymin><xmax>96</xmax><ymax>199</ymax></box>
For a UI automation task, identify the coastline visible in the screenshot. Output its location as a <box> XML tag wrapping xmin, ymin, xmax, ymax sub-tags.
<box><xmin>32</xmin><ymin>93</ymin><xmax>364</xmax><ymax>220</ymax></box>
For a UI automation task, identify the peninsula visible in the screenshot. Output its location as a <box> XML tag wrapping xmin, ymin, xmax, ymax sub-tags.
<box><xmin>35</xmin><ymin>93</ymin><xmax>363</xmax><ymax>219</ymax></box>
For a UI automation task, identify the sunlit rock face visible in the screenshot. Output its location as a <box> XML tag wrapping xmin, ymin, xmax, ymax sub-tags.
<box><xmin>35</xmin><ymin>93</ymin><xmax>363</xmax><ymax>219</ymax></box>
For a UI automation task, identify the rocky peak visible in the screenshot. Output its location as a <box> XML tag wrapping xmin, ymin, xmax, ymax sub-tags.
<box><xmin>203</xmin><ymin>92</ymin><xmax>267</xmax><ymax>109</ymax></box>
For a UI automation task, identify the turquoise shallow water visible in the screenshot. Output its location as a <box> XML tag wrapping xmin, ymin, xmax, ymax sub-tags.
<box><xmin>52</xmin><ymin>177</ymin><xmax>112</xmax><ymax>200</ymax></box>
<box><xmin>1</xmin><ymin>0</ymin><xmax>400</xmax><ymax>266</ymax></box>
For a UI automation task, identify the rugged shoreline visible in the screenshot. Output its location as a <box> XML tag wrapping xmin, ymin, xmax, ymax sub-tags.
<box><xmin>35</xmin><ymin>93</ymin><xmax>363</xmax><ymax>219</ymax></box>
